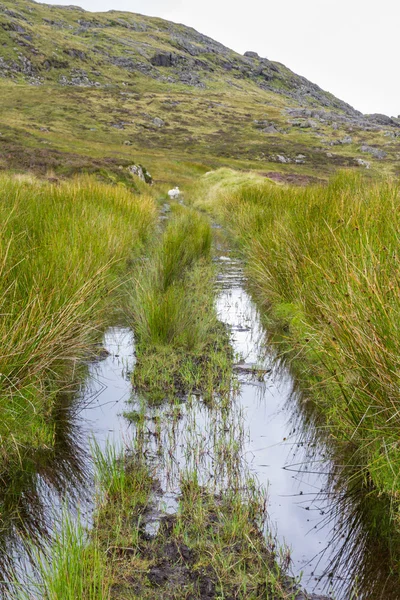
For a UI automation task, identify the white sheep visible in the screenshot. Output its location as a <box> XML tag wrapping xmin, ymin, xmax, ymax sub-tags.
<box><xmin>168</xmin><ymin>187</ymin><xmax>181</xmax><ymax>199</ymax></box>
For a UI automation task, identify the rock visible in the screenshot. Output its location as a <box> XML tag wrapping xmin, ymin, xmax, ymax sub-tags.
<box><xmin>59</xmin><ymin>69</ymin><xmax>99</xmax><ymax>87</ymax></box>
<box><xmin>340</xmin><ymin>136</ymin><xmax>352</xmax><ymax>144</ymax></box>
<box><xmin>360</xmin><ymin>145</ymin><xmax>387</xmax><ymax>159</ymax></box>
<box><xmin>302</xmin><ymin>119</ymin><xmax>319</xmax><ymax>128</ymax></box>
<box><xmin>262</xmin><ymin>125</ymin><xmax>279</xmax><ymax>134</ymax></box>
<box><xmin>43</xmin><ymin>58</ymin><xmax>69</xmax><ymax>70</ymax></box>
<box><xmin>153</xmin><ymin>117</ymin><xmax>165</xmax><ymax>128</ymax></box>
<box><xmin>276</xmin><ymin>154</ymin><xmax>291</xmax><ymax>163</ymax></box>
<box><xmin>366</xmin><ymin>113</ymin><xmax>400</xmax><ymax>128</ymax></box>
<box><xmin>63</xmin><ymin>48</ymin><xmax>86</xmax><ymax>60</ymax></box>
<box><xmin>127</xmin><ymin>164</ymin><xmax>153</xmax><ymax>184</ymax></box>
<box><xmin>111</xmin><ymin>122</ymin><xmax>126</xmax><ymax>130</ymax></box>
<box><xmin>244</xmin><ymin>51</ymin><xmax>259</xmax><ymax>58</ymax></box>
<box><xmin>356</xmin><ymin>158</ymin><xmax>371</xmax><ymax>169</ymax></box>
<box><xmin>171</xmin><ymin>35</ymin><xmax>205</xmax><ymax>56</ymax></box>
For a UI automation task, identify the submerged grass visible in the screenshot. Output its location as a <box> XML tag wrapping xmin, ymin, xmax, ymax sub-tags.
<box><xmin>129</xmin><ymin>206</ymin><xmax>232</xmax><ymax>401</ymax></box>
<box><xmin>196</xmin><ymin>169</ymin><xmax>400</xmax><ymax>552</ymax></box>
<box><xmin>0</xmin><ymin>174</ymin><xmax>156</xmax><ymax>475</ymax></box>
<box><xmin>84</xmin><ymin>399</ymin><xmax>296</xmax><ymax>599</ymax></box>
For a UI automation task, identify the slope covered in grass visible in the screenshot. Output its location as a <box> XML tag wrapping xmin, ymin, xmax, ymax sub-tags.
<box><xmin>1</xmin><ymin>0</ymin><xmax>400</xmax><ymax>182</ymax></box>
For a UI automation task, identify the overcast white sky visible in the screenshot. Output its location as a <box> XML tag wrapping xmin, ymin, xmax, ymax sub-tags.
<box><xmin>45</xmin><ymin>0</ymin><xmax>399</xmax><ymax>116</ymax></box>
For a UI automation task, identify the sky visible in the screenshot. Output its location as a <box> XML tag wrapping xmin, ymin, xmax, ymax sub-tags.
<box><xmin>45</xmin><ymin>0</ymin><xmax>399</xmax><ymax>117</ymax></box>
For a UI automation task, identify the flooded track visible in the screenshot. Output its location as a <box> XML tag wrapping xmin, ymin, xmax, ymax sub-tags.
<box><xmin>2</xmin><ymin>257</ymin><xmax>399</xmax><ymax>599</ymax></box>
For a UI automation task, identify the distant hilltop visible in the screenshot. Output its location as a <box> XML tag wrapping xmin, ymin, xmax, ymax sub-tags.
<box><xmin>0</xmin><ymin>0</ymin><xmax>399</xmax><ymax>179</ymax></box>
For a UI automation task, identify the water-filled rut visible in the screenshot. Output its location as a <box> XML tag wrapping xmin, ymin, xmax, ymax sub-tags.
<box><xmin>3</xmin><ymin>256</ymin><xmax>397</xmax><ymax>599</ymax></box>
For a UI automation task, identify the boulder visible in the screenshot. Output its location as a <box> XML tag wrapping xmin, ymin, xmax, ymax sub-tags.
<box><xmin>262</xmin><ymin>125</ymin><xmax>279</xmax><ymax>134</ymax></box>
<box><xmin>127</xmin><ymin>164</ymin><xmax>152</xmax><ymax>184</ymax></box>
<box><xmin>244</xmin><ymin>51</ymin><xmax>259</xmax><ymax>58</ymax></box>
<box><xmin>356</xmin><ymin>158</ymin><xmax>371</xmax><ymax>169</ymax></box>
<box><xmin>153</xmin><ymin>117</ymin><xmax>165</xmax><ymax>128</ymax></box>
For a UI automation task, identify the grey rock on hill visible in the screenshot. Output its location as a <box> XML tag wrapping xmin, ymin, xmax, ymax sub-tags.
<box><xmin>0</xmin><ymin>0</ymin><xmax>390</xmax><ymax>127</ymax></box>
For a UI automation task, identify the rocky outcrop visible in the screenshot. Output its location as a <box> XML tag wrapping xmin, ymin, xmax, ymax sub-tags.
<box><xmin>0</xmin><ymin>0</ymin><xmax>398</xmax><ymax>150</ymax></box>
<box><xmin>360</xmin><ymin>145</ymin><xmax>387</xmax><ymax>159</ymax></box>
<box><xmin>244</xmin><ymin>51</ymin><xmax>259</xmax><ymax>58</ymax></box>
<box><xmin>127</xmin><ymin>164</ymin><xmax>152</xmax><ymax>184</ymax></box>
<box><xmin>150</xmin><ymin>52</ymin><xmax>175</xmax><ymax>67</ymax></box>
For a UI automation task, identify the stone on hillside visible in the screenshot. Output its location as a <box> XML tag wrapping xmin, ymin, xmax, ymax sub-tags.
<box><xmin>127</xmin><ymin>164</ymin><xmax>152</xmax><ymax>184</ymax></box>
<box><xmin>262</xmin><ymin>125</ymin><xmax>279</xmax><ymax>134</ymax></box>
<box><xmin>244</xmin><ymin>51</ymin><xmax>259</xmax><ymax>58</ymax></box>
<box><xmin>302</xmin><ymin>119</ymin><xmax>319</xmax><ymax>128</ymax></box>
<box><xmin>340</xmin><ymin>136</ymin><xmax>352</xmax><ymax>144</ymax></box>
<box><xmin>276</xmin><ymin>155</ymin><xmax>291</xmax><ymax>163</ymax></box>
<box><xmin>356</xmin><ymin>158</ymin><xmax>371</xmax><ymax>169</ymax></box>
<box><xmin>366</xmin><ymin>113</ymin><xmax>400</xmax><ymax>127</ymax></box>
<box><xmin>153</xmin><ymin>117</ymin><xmax>165</xmax><ymax>128</ymax></box>
<box><xmin>63</xmin><ymin>48</ymin><xmax>87</xmax><ymax>60</ymax></box>
<box><xmin>360</xmin><ymin>145</ymin><xmax>387</xmax><ymax>159</ymax></box>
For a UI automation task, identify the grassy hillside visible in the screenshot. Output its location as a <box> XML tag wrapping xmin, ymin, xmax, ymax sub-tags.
<box><xmin>0</xmin><ymin>0</ymin><xmax>400</xmax><ymax>183</ymax></box>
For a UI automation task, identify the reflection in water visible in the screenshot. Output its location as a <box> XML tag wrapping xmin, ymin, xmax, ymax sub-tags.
<box><xmin>0</xmin><ymin>386</ymin><xmax>90</xmax><ymax>594</ymax></box>
<box><xmin>0</xmin><ymin>329</ymin><xmax>134</xmax><ymax>597</ymax></box>
<box><xmin>0</xmin><ymin>263</ymin><xmax>399</xmax><ymax>599</ymax></box>
<box><xmin>286</xmin><ymin>384</ymin><xmax>400</xmax><ymax>599</ymax></box>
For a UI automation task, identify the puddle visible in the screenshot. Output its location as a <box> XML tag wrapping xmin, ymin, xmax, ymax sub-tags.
<box><xmin>0</xmin><ymin>329</ymin><xmax>136</xmax><ymax>597</ymax></box>
<box><xmin>1</xmin><ymin>262</ymin><xmax>398</xmax><ymax>599</ymax></box>
<box><xmin>215</xmin><ymin>262</ymin><xmax>335</xmax><ymax>592</ymax></box>
<box><xmin>79</xmin><ymin>327</ymin><xmax>134</xmax><ymax>453</ymax></box>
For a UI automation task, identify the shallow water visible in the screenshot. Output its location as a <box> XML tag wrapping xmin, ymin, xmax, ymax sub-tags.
<box><xmin>2</xmin><ymin>260</ymin><xmax>398</xmax><ymax>599</ymax></box>
<box><xmin>215</xmin><ymin>261</ymin><xmax>337</xmax><ymax>594</ymax></box>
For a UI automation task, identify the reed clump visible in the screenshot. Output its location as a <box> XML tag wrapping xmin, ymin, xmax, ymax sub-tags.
<box><xmin>130</xmin><ymin>206</ymin><xmax>231</xmax><ymax>401</ymax></box>
<box><xmin>0</xmin><ymin>174</ymin><xmax>156</xmax><ymax>474</ymax></box>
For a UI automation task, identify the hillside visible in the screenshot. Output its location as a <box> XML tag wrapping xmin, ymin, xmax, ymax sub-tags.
<box><xmin>0</xmin><ymin>0</ymin><xmax>399</xmax><ymax>183</ymax></box>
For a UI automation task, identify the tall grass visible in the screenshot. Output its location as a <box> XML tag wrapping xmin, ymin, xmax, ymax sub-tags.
<box><xmin>17</xmin><ymin>512</ymin><xmax>110</xmax><ymax>600</ymax></box>
<box><xmin>0</xmin><ymin>174</ymin><xmax>155</xmax><ymax>473</ymax></box>
<box><xmin>132</xmin><ymin>209</ymin><xmax>213</xmax><ymax>349</ymax></box>
<box><xmin>198</xmin><ymin>169</ymin><xmax>400</xmax><ymax>512</ymax></box>
<box><xmin>129</xmin><ymin>206</ymin><xmax>231</xmax><ymax>400</ymax></box>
